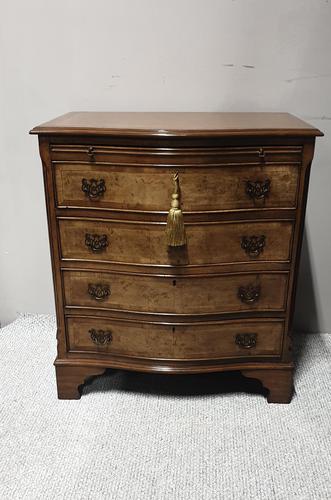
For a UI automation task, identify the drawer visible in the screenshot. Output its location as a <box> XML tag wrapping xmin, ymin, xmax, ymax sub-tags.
<box><xmin>54</xmin><ymin>163</ymin><xmax>299</xmax><ymax>212</ymax></box>
<box><xmin>67</xmin><ymin>317</ymin><xmax>284</xmax><ymax>359</ymax></box>
<box><xmin>63</xmin><ymin>270</ymin><xmax>288</xmax><ymax>315</ymax></box>
<box><xmin>51</xmin><ymin>144</ymin><xmax>302</xmax><ymax>166</ymax></box>
<box><xmin>58</xmin><ymin>218</ymin><xmax>294</xmax><ymax>266</ymax></box>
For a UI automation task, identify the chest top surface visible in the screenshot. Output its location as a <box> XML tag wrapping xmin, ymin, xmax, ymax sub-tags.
<box><xmin>30</xmin><ymin>112</ymin><xmax>323</xmax><ymax>138</ymax></box>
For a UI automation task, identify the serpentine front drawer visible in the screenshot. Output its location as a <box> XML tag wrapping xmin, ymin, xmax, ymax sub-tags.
<box><xmin>63</xmin><ymin>270</ymin><xmax>289</xmax><ymax>315</ymax></box>
<box><xmin>58</xmin><ymin>218</ymin><xmax>294</xmax><ymax>266</ymax></box>
<box><xmin>66</xmin><ymin>316</ymin><xmax>284</xmax><ymax>360</ymax></box>
<box><xmin>54</xmin><ymin>162</ymin><xmax>300</xmax><ymax>212</ymax></box>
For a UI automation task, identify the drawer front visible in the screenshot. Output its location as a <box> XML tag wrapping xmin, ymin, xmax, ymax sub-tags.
<box><xmin>54</xmin><ymin>163</ymin><xmax>299</xmax><ymax>212</ymax></box>
<box><xmin>59</xmin><ymin>218</ymin><xmax>293</xmax><ymax>266</ymax></box>
<box><xmin>51</xmin><ymin>144</ymin><xmax>302</xmax><ymax>166</ymax></box>
<box><xmin>67</xmin><ymin>317</ymin><xmax>284</xmax><ymax>359</ymax></box>
<box><xmin>63</xmin><ymin>270</ymin><xmax>288</xmax><ymax>314</ymax></box>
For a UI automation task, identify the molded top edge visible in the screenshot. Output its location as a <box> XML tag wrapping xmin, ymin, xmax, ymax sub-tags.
<box><xmin>30</xmin><ymin>112</ymin><xmax>324</xmax><ymax>137</ymax></box>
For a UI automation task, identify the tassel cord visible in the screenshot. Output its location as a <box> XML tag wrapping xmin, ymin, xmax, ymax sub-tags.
<box><xmin>165</xmin><ymin>172</ymin><xmax>186</xmax><ymax>247</ymax></box>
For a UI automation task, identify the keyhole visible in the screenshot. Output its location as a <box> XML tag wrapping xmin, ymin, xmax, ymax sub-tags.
<box><xmin>172</xmin><ymin>326</ymin><xmax>176</xmax><ymax>333</ymax></box>
<box><xmin>173</xmin><ymin>279</ymin><xmax>177</xmax><ymax>286</ymax></box>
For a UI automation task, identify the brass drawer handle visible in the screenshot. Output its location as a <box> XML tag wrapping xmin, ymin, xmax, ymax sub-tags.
<box><xmin>87</xmin><ymin>146</ymin><xmax>95</xmax><ymax>162</ymax></box>
<box><xmin>89</xmin><ymin>329</ymin><xmax>112</xmax><ymax>345</ymax></box>
<box><xmin>246</xmin><ymin>179</ymin><xmax>271</xmax><ymax>201</ymax></box>
<box><xmin>241</xmin><ymin>235</ymin><xmax>265</xmax><ymax>257</ymax></box>
<box><xmin>82</xmin><ymin>178</ymin><xmax>106</xmax><ymax>199</ymax></box>
<box><xmin>238</xmin><ymin>284</ymin><xmax>260</xmax><ymax>304</ymax></box>
<box><xmin>235</xmin><ymin>333</ymin><xmax>257</xmax><ymax>349</ymax></box>
<box><xmin>85</xmin><ymin>233</ymin><xmax>109</xmax><ymax>253</ymax></box>
<box><xmin>88</xmin><ymin>283</ymin><xmax>110</xmax><ymax>301</ymax></box>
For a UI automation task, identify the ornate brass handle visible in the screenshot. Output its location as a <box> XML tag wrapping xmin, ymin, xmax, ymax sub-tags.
<box><xmin>246</xmin><ymin>179</ymin><xmax>271</xmax><ymax>201</ymax></box>
<box><xmin>88</xmin><ymin>283</ymin><xmax>111</xmax><ymax>301</ymax></box>
<box><xmin>241</xmin><ymin>235</ymin><xmax>266</xmax><ymax>257</ymax></box>
<box><xmin>235</xmin><ymin>333</ymin><xmax>257</xmax><ymax>349</ymax></box>
<box><xmin>85</xmin><ymin>233</ymin><xmax>108</xmax><ymax>253</ymax></box>
<box><xmin>89</xmin><ymin>329</ymin><xmax>112</xmax><ymax>345</ymax></box>
<box><xmin>82</xmin><ymin>178</ymin><xmax>106</xmax><ymax>199</ymax></box>
<box><xmin>238</xmin><ymin>284</ymin><xmax>260</xmax><ymax>304</ymax></box>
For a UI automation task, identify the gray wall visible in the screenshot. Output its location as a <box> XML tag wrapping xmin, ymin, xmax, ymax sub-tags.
<box><xmin>0</xmin><ymin>0</ymin><xmax>330</xmax><ymax>332</ymax></box>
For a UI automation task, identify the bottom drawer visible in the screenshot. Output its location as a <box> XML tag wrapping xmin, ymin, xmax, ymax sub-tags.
<box><xmin>67</xmin><ymin>317</ymin><xmax>284</xmax><ymax>360</ymax></box>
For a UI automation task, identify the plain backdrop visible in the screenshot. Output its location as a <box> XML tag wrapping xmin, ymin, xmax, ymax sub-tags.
<box><xmin>0</xmin><ymin>0</ymin><xmax>330</xmax><ymax>332</ymax></box>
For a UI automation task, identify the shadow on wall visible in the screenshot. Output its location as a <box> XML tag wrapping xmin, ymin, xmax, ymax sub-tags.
<box><xmin>293</xmin><ymin>226</ymin><xmax>320</xmax><ymax>334</ymax></box>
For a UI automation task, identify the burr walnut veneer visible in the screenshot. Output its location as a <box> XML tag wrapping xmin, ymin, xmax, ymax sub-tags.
<box><xmin>31</xmin><ymin>112</ymin><xmax>323</xmax><ymax>402</ymax></box>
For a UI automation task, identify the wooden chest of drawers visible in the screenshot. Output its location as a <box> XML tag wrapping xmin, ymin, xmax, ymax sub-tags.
<box><xmin>31</xmin><ymin>112</ymin><xmax>323</xmax><ymax>403</ymax></box>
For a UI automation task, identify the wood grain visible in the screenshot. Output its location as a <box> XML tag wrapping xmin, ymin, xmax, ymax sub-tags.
<box><xmin>67</xmin><ymin>316</ymin><xmax>284</xmax><ymax>360</ymax></box>
<box><xmin>55</xmin><ymin>163</ymin><xmax>299</xmax><ymax>212</ymax></box>
<box><xmin>58</xmin><ymin>218</ymin><xmax>294</xmax><ymax>266</ymax></box>
<box><xmin>63</xmin><ymin>270</ymin><xmax>288</xmax><ymax>315</ymax></box>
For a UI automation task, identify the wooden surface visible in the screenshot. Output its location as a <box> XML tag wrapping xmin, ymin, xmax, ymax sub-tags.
<box><xmin>55</xmin><ymin>365</ymin><xmax>106</xmax><ymax>399</ymax></box>
<box><xmin>242</xmin><ymin>368</ymin><xmax>293</xmax><ymax>403</ymax></box>
<box><xmin>67</xmin><ymin>316</ymin><xmax>284</xmax><ymax>359</ymax></box>
<box><xmin>55</xmin><ymin>163</ymin><xmax>299</xmax><ymax>213</ymax></box>
<box><xmin>63</xmin><ymin>270</ymin><xmax>288</xmax><ymax>315</ymax></box>
<box><xmin>30</xmin><ymin>112</ymin><xmax>323</xmax><ymax>137</ymax></box>
<box><xmin>50</xmin><ymin>143</ymin><xmax>303</xmax><ymax>164</ymax></box>
<box><xmin>32</xmin><ymin>112</ymin><xmax>322</xmax><ymax>402</ymax></box>
<box><xmin>58</xmin><ymin>218</ymin><xmax>294</xmax><ymax>266</ymax></box>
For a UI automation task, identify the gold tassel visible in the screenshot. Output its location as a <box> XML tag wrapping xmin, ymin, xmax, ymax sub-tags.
<box><xmin>166</xmin><ymin>172</ymin><xmax>186</xmax><ymax>247</ymax></box>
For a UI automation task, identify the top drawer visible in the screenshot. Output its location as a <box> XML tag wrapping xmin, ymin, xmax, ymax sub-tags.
<box><xmin>52</xmin><ymin>145</ymin><xmax>302</xmax><ymax>213</ymax></box>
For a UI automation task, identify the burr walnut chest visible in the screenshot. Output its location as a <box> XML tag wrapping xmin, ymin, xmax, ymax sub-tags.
<box><xmin>31</xmin><ymin>112</ymin><xmax>322</xmax><ymax>402</ymax></box>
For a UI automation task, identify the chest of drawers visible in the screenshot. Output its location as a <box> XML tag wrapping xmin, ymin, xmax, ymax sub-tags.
<box><xmin>31</xmin><ymin>112</ymin><xmax>322</xmax><ymax>403</ymax></box>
